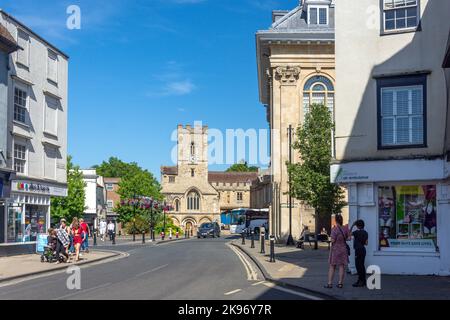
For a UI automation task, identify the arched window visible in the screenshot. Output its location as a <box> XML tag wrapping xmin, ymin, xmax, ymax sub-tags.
<box><xmin>303</xmin><ymin>75</ymin><xmax>335</xmax><ymax>117</ymax></box>
<box><xmin>174</xmin><ymin>199</ymin><xmax>180</xmax><ymax>212</ymax></box>
<box><xmin>187</xmin><ymin>191</ymin><xmax>200</xmax><ymax>211</ymax></box>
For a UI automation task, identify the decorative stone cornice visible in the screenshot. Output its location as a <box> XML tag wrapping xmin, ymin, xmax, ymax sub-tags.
<box><xmin>274</xmin><ymin>66</ymin><xmax>301</xmax><ymax>84</ymax></box>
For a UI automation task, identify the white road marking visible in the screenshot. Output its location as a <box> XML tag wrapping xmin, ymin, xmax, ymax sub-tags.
<box><xmin>55</xmin><ymin>282</ymin><xmax>113</xmax><ymax>300</ymax></box>
<box><xmin>227</xmin><ymin>244</ymin><xmax>258</xmax><ymax>281</ymax></box>
<box><xmin>224</xmin><ymin>289</ymin><xmax>242</xmax><ymax>296</ymax></box>
<box><xmin>135</xmin><ymin>264</ymin><xmax>169</xmax><ymax>278</ymax></box>
<box><xmin>263</xmin><ymin>282</ymin><xmax>323</xmax><ymax>300</ymax></box>
<box><xmin>252</xmin><ymin>280</ymin><xmax>266</xmax><ymax>286</ymax></box>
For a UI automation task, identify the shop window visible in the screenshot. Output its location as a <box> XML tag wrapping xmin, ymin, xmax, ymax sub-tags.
<box><xmin>378</xmin><ymin>185</ymin><xmax>437</xmax><ymax>252</ymax></box>
<box><xmin>7</xmin><ymin>206</ymin><xmax>24</xmax><ymax>243</ymax></box>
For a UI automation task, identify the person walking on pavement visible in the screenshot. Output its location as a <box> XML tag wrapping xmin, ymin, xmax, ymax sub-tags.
<box><xmin>107</xmin><ymin>220</ymin><xmax>115</xmax><ymax>241</ymax></box>
<box><xmin>80</xmin><ymin>218</ymin><xmax>90</xmax><ymax>253</ymax></box>
<box><xmin>99</xmin><ymin>219</ymin><xmax>107</xmax><ymax>241</ymax></box>
<box><xmin>68</xmin><ymin>217</ymin><xmax>78</xmax><ymax>255</ymax></box>
<box><xmin>56</xmin><ymin>219</ymin><xmax>70</xmax><ymax>263</ymax></box>
<box><xmin>325</xmin><ymin>214</ymin><xmax>350</xmax><ymax>289</ymax></box>
<box><xmin>349</xmin><ymin>219</ymin><xmax>368</xmax><ymax>287</ymax></box>
<box><xmin>71</xmin><ymin>219</ymin><xmax>83</xmax><ymax>262</ymax></box>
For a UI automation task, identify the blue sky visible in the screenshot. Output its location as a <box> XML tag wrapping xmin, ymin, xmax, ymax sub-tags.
<box><xmin>1</xmin><ymin>0</ymin><xmax>299</xmax><ymax>178</ymax></box>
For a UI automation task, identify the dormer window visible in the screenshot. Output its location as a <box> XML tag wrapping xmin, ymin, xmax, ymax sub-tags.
<box><xmin>308</xmin><ymin>5</ymin><xmax>328</xmax><ymax>25</ymax></box>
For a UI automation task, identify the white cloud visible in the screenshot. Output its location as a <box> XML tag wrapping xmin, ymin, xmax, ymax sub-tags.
<box><xmin>164</xmin><ymin>80</ymin><xmax>196</xmax><ymax>95</ymax></box>
<box><xmin>146</xmin><ymin>61</ymin><xmax>197</xmax><ymax>97</ymax></box>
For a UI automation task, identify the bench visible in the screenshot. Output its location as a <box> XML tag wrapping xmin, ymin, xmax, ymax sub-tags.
<box><xmin>297</xmin><ymin>234</ymin><xmax>332</xmax><ymax>250</ymax></box>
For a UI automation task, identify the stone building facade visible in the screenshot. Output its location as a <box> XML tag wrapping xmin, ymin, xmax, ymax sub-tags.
<box><xmin>161</xmin><ymin>124</ymin><xmax>257</xmax><ymax>234</ymax></box>
<box><xmin>256</xmin><ymin>0</ymin><xmax>347</xmax><ymax>241</ymax></box>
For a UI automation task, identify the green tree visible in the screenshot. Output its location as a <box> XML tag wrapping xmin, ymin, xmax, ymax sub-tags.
<box><xmin>287</xmin><ymin>104</ymin><xmax>347</xmax><ymax>243</ymax></box>
<box><xmin>50</xmin><ymin>156</ymin><xmax>86</xmax><ymax>223</ymax></box>
<box><xmin>115</xmin><ymin>170</ymin><xmax>162</xmax><ymax>224</ymax></box>
<box><xmin>94</xmin><ymin>157</ymin><xmax>142</xmax><ymax>178</ymax></box>
<box><xmin>226</xmin><ymin>161</ymin><xmax>259</xmax><ymax>173</ymax></box>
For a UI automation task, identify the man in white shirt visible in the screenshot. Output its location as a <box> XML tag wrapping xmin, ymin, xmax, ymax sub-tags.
<box><xmin>99</xmin><ymin>220</ymin><xmax>107</xmax><ymax>241</ymax></box>
<box><xmin>107</xmin><ymin>221</ymin><xmax>115</xmax><ymax>241</ymax></box>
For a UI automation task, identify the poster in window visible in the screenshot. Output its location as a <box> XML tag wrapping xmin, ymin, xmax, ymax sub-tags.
<box><xmin>378</xmin><ymin>185</ymin><xmax>437</xmax><ymax>251</ymax></box>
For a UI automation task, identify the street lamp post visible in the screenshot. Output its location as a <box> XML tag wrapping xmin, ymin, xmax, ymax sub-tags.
<box><xmin>286</xmin><ymin>125</ymin><xmax>295</xmax><ymax>246</ymax></box>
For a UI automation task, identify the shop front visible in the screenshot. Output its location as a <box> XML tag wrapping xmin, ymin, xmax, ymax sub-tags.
<box><xmin>331</xmin><ymin>159</ymin><xmax>450</xmax><ymax>276</ymax></box>
<box><xmin>3</xmin><ymin>179</ymin><xmax>67</xmax><ymax>247</ymax></box>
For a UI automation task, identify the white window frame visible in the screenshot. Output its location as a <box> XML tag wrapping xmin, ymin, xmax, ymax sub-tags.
<box><xmin>13</xmin><ymin>84</ymin><xmax>28</xmax><ymax>124</ymax></box>
<box><xmin>308</xmin><ymin>5</ymin><xmax>329</xmax><ymax>25</ymax></box>
<box><xmin>16</xmin><ymin>29</ymin><xmax>30</xmax><ymax>68</ymax></box>
<box><xmin>47</xmin><ymin>50</ymin><xmax>58</xmax><ymax>84</ymax></box>
<box><xmin>13</xmin><ymin>141</ymin><xmax>27</xmax><ymax>175</ymax></box>
<box><xmin>380</xmin><ymin>85</ymin><xmax>424</xmax><ymax>147</ymax></box>
<box><xmin>382</xmin><ymin>0</ymin><xmax>420</xmax><ymax>33</ymax></box>
<box><xmin>107</xmin><ymin>200</ymin><xmax>114</xmax><ymax>209</ymax></box>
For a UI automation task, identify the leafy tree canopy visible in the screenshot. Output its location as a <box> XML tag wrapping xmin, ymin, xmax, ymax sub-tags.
<box><xmin>94</xmin><ymin>157</ymin><xmax>143</xmax><ymax>178</ymax></box>
<box><xmin>287</xmin><ymin>104</ymin><xmax>346</xmax><ymax>220</ymax></box>
<box><xmin>226</xmin><ymin>161</ymin><xmax>259</xmax><ymax>173</ymax></box>
<box><xmin>51</xmin><ymin>156</ymin><xmax>86</xmax><ymax>223</ymax></box>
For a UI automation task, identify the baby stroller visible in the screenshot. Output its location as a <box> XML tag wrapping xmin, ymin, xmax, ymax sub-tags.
<box><xmin>40</xmin><ymin>244</ymin><xmax>59</xmax><ymax>263</ymax></box>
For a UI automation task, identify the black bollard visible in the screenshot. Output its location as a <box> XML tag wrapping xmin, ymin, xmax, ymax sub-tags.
<box><xmin>133</xmin><ymin>230</ymin><xmax>136</xmax><ymax>242</ymax></box>
<box><xmin>142</xmin><ymin>231</ymin><xmax>145</xmax><ymax>244</ymax></box>
<box><xmin>260</xmin><ymin>231</ymin><xmax>265</xmax><ymax>254</ymax></box>
<box><xmin>112</xmin><ymin>232</ymin><xmax>116</xmax><ymax>245</ymax></box>
<box><xmin>93</xmin><ymin>231</ymin><xmax>97</xmax><ymax>246</ymax></box>
<box><xmin>241</xmin><ymin>231</ymin><xmax>246</xmax><ymax>245</ymax></box>
<box><xmin>269</xmin><ymin>235</ymin><xmax>275</xmax><ymax>263</ymax></box>
<box><xmin>251</xmin><ymin>231</ymin><xmax>255</xmax><ymax>248</ymax></box>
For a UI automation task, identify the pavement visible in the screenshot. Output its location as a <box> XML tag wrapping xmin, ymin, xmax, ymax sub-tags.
<box><xmin>0</xmin><ymin>235</ymin><xmax>323</xmax><ymax>300</ymax></box>
<box><xmin>0</xmin><ymin>249</ymin><xmax>123</xmax><ymax>283</ymax></box>
<box><xmin>232</xmin><ymin>237</ymin><xmax>450</xmax><ymax>300</ymax></box>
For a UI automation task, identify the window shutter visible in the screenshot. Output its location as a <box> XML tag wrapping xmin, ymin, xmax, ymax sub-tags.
<box><xmin>319</xmin><ymin>8</ymin><xmax>327</xmax><ymax>24</ymax></box>
<box><xmin>45</xmin><ymin>96</ymin><xmax>58</xmax><ymax>135</ymax></box>
<box><xmin>382</xmin><ymin>118</ymin><xmax>394</xmax><ymax>145</ymax></box>
<box><xmin>309</xmin><ymin>8</ymin><xmax>318</xmax><ymax>24</ymax></box>
<box><xmin>411</xmin><ymin>88</ymin><xmax>423</xmax><ymax>114</ymax></box>
<box><xmin>17</xmin><ymin>30</ymin><xmax>29</xmax><ymax>65</ymax></box>
<box><xmin>47</xmin><ymin>51</ymin><xmax>58</xmax><ymax>82</ymax></box>
<box><xmin>381</xmin><ymin>91</ymin><xmax>394</xmax><ymax>116</ymax></box>
<box><xmin>396</xmin><ymin>117</ymin><xmax>409</xmax><ymax>143</ymax></box>
<box><xmin>396</xmin><ymin>90</ymin><xmax>409</xmax><ymax>115</ymax></box>
<box><xmin>411</xmin><ymin>116</ymin><xmax>423</xmax><ymax>144</ymax></box>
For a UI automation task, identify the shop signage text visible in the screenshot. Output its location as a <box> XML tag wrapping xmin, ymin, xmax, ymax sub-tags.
<box><xmin>12</xmin><ymin>180</ymin><xmax>68</xmax><ymax>197</ymax></box>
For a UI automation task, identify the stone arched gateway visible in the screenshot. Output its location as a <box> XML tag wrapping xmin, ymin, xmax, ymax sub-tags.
<box><xmin>181</xmin><ymin>217</ymin><xmax>198</xmax><ymax>236</ymax></box>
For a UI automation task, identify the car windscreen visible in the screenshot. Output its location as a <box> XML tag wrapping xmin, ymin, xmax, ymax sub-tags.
<box><xmin>200</xmin><ymin>223</ymin><xmax>213</xmax><ymax>229</ymax></box>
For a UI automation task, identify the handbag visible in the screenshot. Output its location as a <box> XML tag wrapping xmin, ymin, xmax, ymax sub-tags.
<box><xmin>337</xmin><ymin>226</ymin><xmax>351</xmax><ymax>256</ymax></box>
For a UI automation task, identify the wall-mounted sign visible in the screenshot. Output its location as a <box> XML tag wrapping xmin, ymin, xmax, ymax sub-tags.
<box><xmin>12</xmin><ymin>180</ymin><xmax>67</xmax><ymax>197</ymax></box>
<box><xmin>331</xmin><ymin>159</ymin><xmax>444</xmax><ymax>184</ymax></box>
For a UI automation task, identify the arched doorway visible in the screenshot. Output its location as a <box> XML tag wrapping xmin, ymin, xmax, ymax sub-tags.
<box><xmin>182</xmin><ymin>217</ymin><xmax>197</xmax><ymax>237</ymax></box>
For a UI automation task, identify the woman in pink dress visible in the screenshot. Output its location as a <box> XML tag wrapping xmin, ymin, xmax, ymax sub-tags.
<box><xmin>325</xmin><ymin>214</ymin><xmax>350</xmax><ymax>289</ymax></box>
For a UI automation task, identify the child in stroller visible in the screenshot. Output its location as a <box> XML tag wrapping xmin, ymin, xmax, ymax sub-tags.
<box><xmin>41</xmin><ymin>228</ymin><xmax>63</xmax><ymax>263</ymax></box>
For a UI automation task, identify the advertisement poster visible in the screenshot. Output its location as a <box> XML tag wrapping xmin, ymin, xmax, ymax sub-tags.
<box><xmin>378</xmin><ymin>185</ymin><xmax>437</xmax><ymax>251</ymax></box>
<box><xmin>36</xmin><ymin>234</ymin><xmax>48</xmax><ymax>253</ymax></box>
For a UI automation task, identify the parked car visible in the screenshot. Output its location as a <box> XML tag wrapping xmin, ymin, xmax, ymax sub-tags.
<box><xmin>197</xmin><ymin>222</ymin><xmax>221</xmax><ymax>238</ymax></box>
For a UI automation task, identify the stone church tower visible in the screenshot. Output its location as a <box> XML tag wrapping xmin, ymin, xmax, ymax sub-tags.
<box><xmin>161</xmin><ymin>123</ymin><xmax>259</xmax><ymax>235</ymax></box>
<box><xmin>161</xmin><ymin>124</ymin><xmax>220</xmax><ymax>234</ymax></box>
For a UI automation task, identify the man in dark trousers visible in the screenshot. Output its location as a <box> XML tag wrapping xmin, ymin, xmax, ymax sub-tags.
<box><xmin>350</xmin><ymin>219</ymin><xmax>368</xmax><ymax>287</ymax></box>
